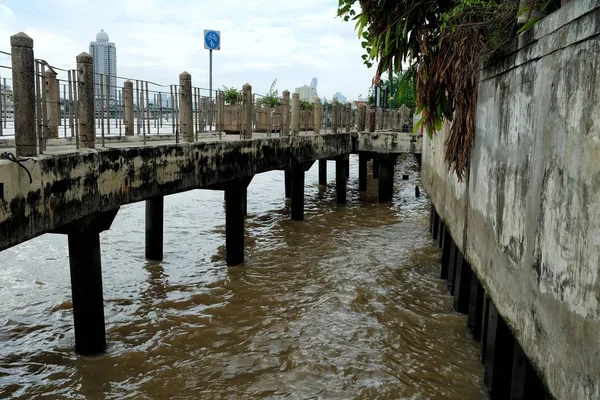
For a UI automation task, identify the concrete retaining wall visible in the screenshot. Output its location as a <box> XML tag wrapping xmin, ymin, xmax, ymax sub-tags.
<box><xmin>422</xmin><ymin>1</ymin><xmax>600</xmax><ymax>399</ymax></box>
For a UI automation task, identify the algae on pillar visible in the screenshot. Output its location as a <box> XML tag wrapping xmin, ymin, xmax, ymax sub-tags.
<box><xmin>77</xmin><ymin>52</ymin><xmax>95</xmax><ymax>148</ymax></box>
<box><xmin>179</xmin><ymin>71</ymin><xmax>194</xmax><ymax>142</ymax></box>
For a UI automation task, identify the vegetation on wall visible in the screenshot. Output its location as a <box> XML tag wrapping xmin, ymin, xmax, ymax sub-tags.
<box><xmin>338</xmin><ymin>0</ymin><xmax>560</xmax><ymax>180</ymax></box>
<box><xmin>260</xmin><ymin>79</ymin><xmax>281</xmax><ymax>108</ymax></box>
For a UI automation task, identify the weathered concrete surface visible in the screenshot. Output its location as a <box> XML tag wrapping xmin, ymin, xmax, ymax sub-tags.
<box><xmin>422</xmin><ymin>2</ymin><xmax>600</xmax><ymax>399</ymax></box>
<box><xmin>0</xmin><ymin>132</ymin><xmax>420</xmax><ymax>252</ymax></box>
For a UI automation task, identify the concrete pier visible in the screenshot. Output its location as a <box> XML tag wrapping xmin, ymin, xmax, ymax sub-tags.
<box><xmin>511</xmin><ymin>342</ymin><xmax>547</xmax><ymax>399</ymax></box>
<box><xmin>225</xmin><ymin>178</ymin><xmax>252</xmax><ymax>266</ymax></box>
<box><xmin>318</xmin><ymin>159</ymin><xmax>327</xmax><ymax>186</ymax></box>
<box><xmin>291</xmin><ymin>165</ymin><xmax>305</xmax><ymax>220</ymax></box>
<box><xmin>358</xmin><ymin>153</ymin><xmax>367</xmax><ymax>192</ymax></box>
<box><xmin>10</xmin><ymin>32</ymin><xmax>36</xmax><ymax>157</ymax></box>
<box><xmin>57</xmin><ymin>209</ymin><xmax>118</xmax><ymax>355</ymax></box>
<box><xmin>377</xmin><ymin>154</ymin><xmax>396</xmax><ymax>203</ymax></box>
<box><xmin>242</xmin><ymin>84</ymin><xmax>253</xmax><ymax>139</ymax></box>
<box><xmin>145</xmin><ymin>196</ymin><xmax>164</xmax><ymax>260</ymax></box>
<box><xmin>332</xmin><ymin>99</ymin><xmax>339</xmax><ymax>134</ymax></box>
<box><xmin>335</xmin><ymin>154</ymin><xmax>348</xmax><ymax>204</ymax></box>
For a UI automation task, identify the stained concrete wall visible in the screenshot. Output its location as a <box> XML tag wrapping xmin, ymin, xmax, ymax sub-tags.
<box><xmin>422</xmin><ymin>2</ymin><xmax>600</xmax><ymax>399</ymax></box>
<box><xmin>0</xmin><ymin>132</ymin><xmax>419</xmax><ymax>252</ymax></box>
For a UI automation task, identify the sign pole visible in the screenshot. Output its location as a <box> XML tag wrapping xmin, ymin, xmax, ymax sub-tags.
<box><xmin>209</xmin><ymin>49</ymin><xmax>212</xmax><ymax>131</ymax></box>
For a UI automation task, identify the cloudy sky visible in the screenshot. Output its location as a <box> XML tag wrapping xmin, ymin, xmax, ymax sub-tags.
<box><xmin>0</xmin><ymin>0</ymin><xmax>376</xmax><ymax>101</ymax></box>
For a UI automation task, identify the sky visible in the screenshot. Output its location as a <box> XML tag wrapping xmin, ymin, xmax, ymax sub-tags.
<box><xmin>0</xmin><ymin>0</ymin><xmax>376</xmax><ymax>101</ymax></box>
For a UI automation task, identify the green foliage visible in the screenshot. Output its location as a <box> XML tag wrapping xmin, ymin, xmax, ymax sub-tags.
<box><xmin>222</xmin><ymin>86</ymin><xmax>242</xmax><ymax>105</ymax></box>
<box><xmin>300</xmin><ymin>100</ymin><xmax>313</xmax><ymax>111</ymax></box>
<box><xmin>260</xmin><ymin>79</ymin><xmax>281</xmax><ymax>108</ymax></box>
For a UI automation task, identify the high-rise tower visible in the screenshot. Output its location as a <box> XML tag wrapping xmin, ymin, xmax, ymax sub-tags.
<box><xmin>89</xmin><ymin>29</ymin><xmax>117</xmax><ymax>103</ymax></box>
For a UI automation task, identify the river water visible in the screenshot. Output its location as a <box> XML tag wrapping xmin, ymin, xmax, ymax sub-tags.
<box><xmin>0</xmin><ymin>155</ymin><xmax>486</xmax><ymax>399</ymax></box>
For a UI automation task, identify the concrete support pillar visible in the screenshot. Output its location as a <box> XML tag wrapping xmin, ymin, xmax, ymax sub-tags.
<box><xmin>453</xmin><ymin>257</ymin><xmax>473</xmax><ymax>314</ymax></box>
<box><xmin>358</xmin><ymin>153</ymin><xmax>367</xmax><ymax>192</ymax></box>
<box><xmin>57</xmin><ymin>209</ymin><xmax>118</xmax><ymax>355</ymax></box>
<box><xmin>368</xmin><ymin>104</ymin><xmax>376</xmax><ymax>133</ymax></box>
<box><xmin>11</xmin><ymin>32</ymin><xmax>36</xmax><ymax>157</ymax></box>
<box><xmin>372</xmin><ymin>155</ymin><xmax>380</xmax><ymax>179</ymax></box>
<box><xmin>468</xmin><ymin>273</ymin><xmax>484</xmax><ymax>341</ymax></box>
<box><xmin>145</xmin><ymin>196</ymin><xmax>164</xmax><ymax>260</ymax></box>
<box><xmin>332</xmin><ymin>99</ymin><xmax>339</xmax><ymax>133</ymax></box>
<box><xmin>282</xmin><ymin>90</ymin><xmax>290</xmax><ymax>136</ymax></box>
<box><xmin>179</xmin><ymin>72</ymin><xmax>194</xmax><ymax>142</ymax></box>
<box><xmin>44</xmin><ymin>70</ymin><xmax>59</xmax><ymax>139</ymax></box>
<box><xmin>291</xmin><ymin>92</ymin><xmax>299</xmax><ymax>136</ymax></box>
<box><xmin>437</xmin><ymin>218</ymin><xmax>444</xmax><ymax>247</ymax></box>
<box><xmin>345</xmin><ymin>102</ymin><xmax>351</xmax><ymax>133</ymax></box>
<box><xmin>291</xmin><ymin>164</ymin><xmax>304</xmax><ymax>220</ymax></box>
<box><xmin>481</xmin><ymin>293</ymin><xmax>491</xmax><ymax>364</ymax></box>
<box><xmin>511</xmin><ymin>342</ymin><xmax>547</xmax><ymax>399</ymax></box>
<box><xmin>357</xmin><ymin>104</ymin><xmax>366</xmax><ymax>132</ymax></box>
<box><xmin>313</xmin><ymin>97</ymin><xmax>321</xmax><ymax>134</ymax></box>
<box><xmin>124</xmin><ymin>80</ymin><xmax>134</xmax><ymax>136</ymax></box>
<box><xmin>484</xmin><ymin>302</ymin><xmax>515</xmax><ymax>399</ymax></box>
<box><xmin>318</xmin><ymin>159</ymin><xmax>327</xmax><ymax>186</ymax></box>
<box><xmin>284</xmin><ymin>168</ymin><xmax>292</xmax><ymax>199</ymax></box>
<box><xmin>345</xmin><ymin>157</ymin><xmax>350</xmax><ymax>179</ymax></box>
<box><xmin>449</xmin><ymin>248</ymin><xmax>460</xmax><ymax>295</ymax></box>
<box><xmin>377</xmin><ymin>108</ymin><xmax>384</xmax><ymax>130</ymax></box>
<box><xmin>242</xmin><ymin>83</ymin><xmax>253</xmax><ymax>139</ymax></box>
<box><xmin>440</xmin><ymin>228</ymin><xmax>452</xmax><ymax>279</ymax></box>
<box><xmin>432</xmin><ymin>209</ymin><xmax>440</xmax><ymax>240</ymax></box>
<box><xmin>336</xmin><ymin>154</ymin><xmax>348</xmax><ymax>204</ymax></box>
<box><xmin>429</xmin><ymin>204</ymin><xmax>435</xmax><ymax>233</ymax></box>
<box><xmin>225</xmin><ymin>183</ymin><xmax>245</xmax><ymax>266</ymax></box>
<box><xmin>77</xmin><ymin>52</ymin><xmax>95</xmax><ymax>149</ymax></box>
<box><xmin>377</xmin><ymin>154</ymin><xmax>396</xmax><ymax>203</ymax></box>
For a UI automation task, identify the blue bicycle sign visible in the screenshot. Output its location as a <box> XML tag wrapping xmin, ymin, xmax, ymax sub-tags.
<box><xmin>204</xmin><ymin>30</ymin><xmax>221</xmax><ymax>50</ymax></box>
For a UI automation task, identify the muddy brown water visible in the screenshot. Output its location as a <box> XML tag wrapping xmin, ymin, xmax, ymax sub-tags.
<box><xmin>0</xmin><ymin>155</ymin><xmax>486</xmax><ymax>399</ymax></box>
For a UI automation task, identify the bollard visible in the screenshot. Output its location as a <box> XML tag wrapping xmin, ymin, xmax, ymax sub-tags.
<box><xmin>345</xmin><ymin>102</ymin><xmax>352</xmax><ymax>133</ymax></box>
<box><xmin>123</xmin><ymin>80</ymin><xmax>134</xmax><ymax>136</ymax></box>
<box><xmin>242</xmin><ymin>83</ymin><xmax>252</xmax><ymax>139</ymax></box>
<box><xmin>76</xmin><ymin>52</ymin><xmax>95</xmax><ymax>148</ymax></box>
<box><xmin>217</xmin><ymin>91</ymin><xmax>224</xmax><ymax>134</ymax></box>
<box><xmin>282</xmin><ymin>90</ymin><xmax>290</xmax><ymax>136</ymax></box>
<box><xmin>332</xmin><ymin>99</ymin><xmax>339</xmax><ymax>133</ymax></box>
<box><xmin>179</xmin><ymin>72</ymin><xmax>193</xmax><ymax>142</ymax></box>
<box><xmin>291</xmin><ymin>92</ymin><xmax>299</xmax><ymax>136</ymax></box>
<box><xmin>44</xmin><ymin>70</ymin><xmax>59</xmax><ymax>139</ymax></box>
<box><xmin>11</xmin><ymin>32</ymin><xmax>37</xmax><ymax>157</ymax></box>
<box><xmin>357</xmin><ymin>104</ymin><xmax>366</xmax><ymax>132</ymax></box>
<box><xmin>368</xmin><ymin>104</ymin><xmax>376</xmax><ymax>133</ymax></box>
<box><xmin>313</xmin><ymin>97</ymin><xmax>321</xmax><ymax>134</ymax></box>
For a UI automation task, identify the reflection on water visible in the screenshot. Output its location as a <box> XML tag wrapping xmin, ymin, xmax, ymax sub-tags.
<box><xmin>0</xmin><ymin>155</ymin><xmax>486</xmax><ymax>399</ymax></box>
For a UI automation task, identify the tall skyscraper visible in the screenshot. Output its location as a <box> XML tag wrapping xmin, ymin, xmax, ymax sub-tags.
<box><xmin>89</xmin><ymin>29</ymin><xmax>117</xmax><ymax>103</ymax></box>
<box><xmin>333</xmin><ymin>92</ymin><xmax>347</xmax><ymax>104</ymax></box>
<box><xmin>295</xmin><ymin>85</ymin><xmax>317</xmax><ymax>102</ymax></box>
<box><xmin>310</xmin><ymin>77</ymin><xmax>317</xmax><ymax>92</ymax></box>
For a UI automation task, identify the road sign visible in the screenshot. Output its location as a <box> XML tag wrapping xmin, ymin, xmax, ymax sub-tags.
<box><xmin>204</xmin><ymin>30</ymin><xmax>221</xmax><ymax>50</ymax></box>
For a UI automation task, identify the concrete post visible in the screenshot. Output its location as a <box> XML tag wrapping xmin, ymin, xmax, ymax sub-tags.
<box><xmin>123</xmin><ymin>80</ymin><xmax>134</xmax><ymax>136</ymax></box>
<box><xmin>449</xmin><ymin>246</ymin><xmax>460</xmax><ymax>296</ymax></box>
<box><xmin>225</xmin><ymin>183</ymin><xmax>246</xmax><ymax>266</ymax></box>
<box><xmin>377</xmin><ymin>108</ymin><xmax>383</xmax><ymax>130</ymax></box>
<box><xmin>372</xmin><ymin>155</ymin><xmax>380</xmax><ymax>179</ymax></box>
<box><xmin>438</xmin><ymin>218</ymin><xmax>444</xmax><ymax>248</ymax></box>
<box><xmin>284</xmin><ymin>168</ymin><xmax>292</xmax><ymax>199</ymax></box>
<box><xmin>242</xmin><ymin>83</ymin><xmax>253</xmax><ymax>139</ymax></box>
<box><xmin>44</xmin><ymin>70</ymin><xmax>59</xmax><ymax>139</ymax></box>
<box><xmin>77</xmin><ymin>52</ymin><xmax>95</xmax><ymax>149</ymax></box>
<box><xmin>332</xmin><ymin>99</ymin><xmax>339</xmax><ymax>133</ymax></box>
<box><xmin>318</xmin><ymin>159</ymin><xmax>327</xmax><ymax>186</ymax></box>
<box><xmin>377</xmin><ymin>154</ymin><xmax>396</xmax><ymax>202</ymax></box>
<box><xmin>345</xmin><ymin>102</ymin><xmax>351</xmax><ymax>133</ymax></box>
<box><xmin>291</xmin><ymin>92</ymin><xmax>299</xmax><ymax>136</ymax></box>
<box><xmin>217</xmin><ymin>91</ymin><xmax>224</xmax><ymax>133</ymax></box>
<box><xmin>358</xmin><ymin>153</ymin><xmax>367</xmax><ymax>192</ymax></box>
<box><xmin>11</xmin><ymin>32</ymin><xmax>36</xmax><ymax>157</ymax></box>
<box><xmin>179</xmin><ymin>71</ymin><xmax>193</xmax><ymax>142</ymax></box>
<box><xmin>313</xmin><ymin>97</ymin><xmax>321</xmax><ymax>134</ymax></box>
<box><xmin>145</xmin><ymin>196</ymin><xmax>164</xmax><ymax>260</ymax></box>
<box><xmin>368</xmin><ymin>104</ymin><xmax>376</xmax><ymax>133</ymax></box>
<box><xmin>441</xmin><ymin>229</ymin><xmax>452</xmax><ymax>279</ymax></box>
<box><xmin>282</xmin><ymin>90</ymin><xmax>290</xmax><ymax>136</ymax></box>
<box><xmin>468</xmin><ymin>273</ymin><xmax>485</xmax><ymax>341</ymax></box>
<box><xmin>291</xmin><ymin>164</ymin><xmax>304</xmax><ymax>220</ymax></box>
<box><xmin>335</xmin><ymin>155</ymin><xmax>348</xmax><ymax>204</ymax></box>
<box><xmin>357</xmin><ymin>104</ymin><xmax>366</xmax><ymax>132</ymax></box>
<box><xmin>511</xmin><ymin>342</ymin><xmax>547</xmax><ymax>399</ymax></box>
<box><xmin>432</xmin><ymin>208</ymin><xmax>440</xmax><ymax>240</ymax></box>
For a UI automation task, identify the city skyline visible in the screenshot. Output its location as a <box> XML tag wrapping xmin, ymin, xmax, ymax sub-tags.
<box><xmin>0</xmin><ymin>0</ymin><xmax>377</xmax><ymax>102</ymax></box>
<box><xmin>89</xmin><ymin>29</ymin><xmax>117</xmax><ymax>102</ymax></box>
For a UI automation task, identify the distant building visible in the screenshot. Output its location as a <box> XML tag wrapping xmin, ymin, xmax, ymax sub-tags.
<box><xmin>89</xmin><ymin>29</ymin><xmax>117</xmax><ymax>103</ymax></box>
<box><xmin>333</xmin><ymin>92</ymin><xmax>347</xmax><ymax>104</ymax></box>
<box><xmin>295</xmin><ymin>85</ymin><xmax>317</xmax><ymax>102</ymax></box>
<box><xmin>310</xmin><ymin>77</ymin><xmax>318</xmax><ymax>92</ymax></box>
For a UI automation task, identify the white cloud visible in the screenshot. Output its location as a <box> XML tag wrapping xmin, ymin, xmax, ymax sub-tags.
<box><xmin>0</xmin><ymin>0</ymin><xmax>376</xmax><ymax>100</ymax></box>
